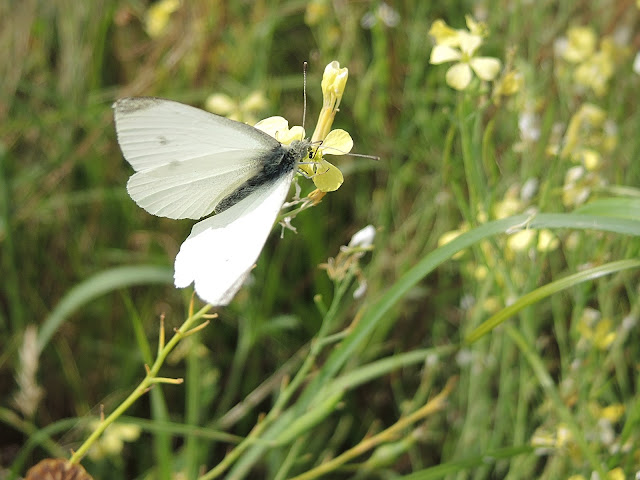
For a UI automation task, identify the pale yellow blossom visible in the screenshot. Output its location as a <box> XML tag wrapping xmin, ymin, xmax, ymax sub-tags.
<box><xmin>255</xmin><ymin>61</ymin><xmax>351</xmax><ymax>193</ymax></box>
<box><xmin>144</xmin><ymin>0</ymin><xmax>180</xmax><ymax>38</ymax></box>
<box><xmin>537</xmin><ymin>229</ymin><xmax>559</xmax><ymax>252</ymax></box>
<box><xmin>507</xmin><ymin>229</ymin><xmax>536</xmax><ymax>252</ymax></box>
<box><xmin>562</xmin><ymin>26</ymin><xmax>597</xmax><ymax>63</ymax></box>
<box><xmin>205</xmin><ymin>91</ymin><xmax>268</xmax><ymax>124</ymax></box>
<box><xmin>88</xmin><ymin>422</ymin><xmax>141</xmax><ymax>460</ymax></box>
<box><xmin>429</xmin><ymin>19</ymin><xmax>501</xmax><ymax>91</ymax></box>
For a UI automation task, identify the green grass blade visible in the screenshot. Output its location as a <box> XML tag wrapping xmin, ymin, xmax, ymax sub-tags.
<box><xmin>574</xmin><ymin>197</ymin><xmax>640</xmax><ymax>220</ymax></box>
<box><xmin>465</xmin><ymin>259</ymin><xmax>640</xmax><ymax>344</ymax></box>
<box><xmin>400</xmin><ymin>445</ymin><xmax>535</xmax><ymax>479</ymax></box>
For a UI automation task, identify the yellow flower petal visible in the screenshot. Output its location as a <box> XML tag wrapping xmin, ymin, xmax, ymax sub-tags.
<box><xmin>240</xmin><ymin>91</ymin><xmax>268</xmax><ymax>112</ymax></box>
<box><xmin>313</xmin><ymin>160</ymin><xmax>343</xmax><ymax>192</ymax></box>
<box><xmin>322</xmin><ymin>129</ymin><xmax>353</xmax><ymax>155</ymax></box>
<box><xmin>465</xmin><ymin>15</ymin><xmax>488</xmax><ymax>37</ymax></box>
<box><xmin>428</xmin><ymin>19</ymin><xmax>460</xmax><ymax>47</ymax></box>
<box><xmin>507</xmin><ymin>229</ymin><xmax>536</xmax><ymax>252</ymax></box>
<box><xmin>430</xmin><ymin>45</ymin><xmax>462</xmax><ymax>64</ymax></box>
<box><xmin>321</xmin><ymin>61</ymin><xmax>348</xmax><ymax>106</ymax></box>
<box><xmin>458</xmin><ymin>31</ymin><xmax>482</xmax><ymax>56</ymax></box>
<box><xmin>446</xmin><ymin>63</ymin><xmax>472</xmax><ymax>90</ymax></box>
<box><xmin>145</xmin><ymin>0</ymin><xmax>180</xmax><ymax>37</ymax></box>
<box><xmin>282</xmin><ymin>126</ymin><xmax>305</xmax><ymax>143</ymax></box>
<box><xmin>254</xmin><ymin>118</ymin><xmax>305</xmax><ymax>144</ymax></box>
<box><xmin>537</xmin><ymin>229</ymin><xmax>559</xmax><ymax>252</ymax></box>
<box><xmin>470</xmin><ymin>57</ymin><xmax>501</xmax><ymax>81</ymax></box>
<box><xmin>205</xmin><ymin>93</ymin><xmax>236</xmax><ymax>115</ymax></box>
<box><xmin>563</xmin><ymin>26</ymin><xmax>597</xmax><ymax>63</ymax></box>
<box><xmin>254</xmin><ymin>116</ymin><xmax>289</xmax><ymax>137</ymax></box>
<box><xmin>600</xmin><ymin>404</ymin><xmax>625</xmax><ymax>422</ymax></box>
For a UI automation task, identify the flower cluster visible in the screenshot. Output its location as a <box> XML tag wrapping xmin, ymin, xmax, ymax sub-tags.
<box><xmin>205</xmin><ymin>91</ymin><xmax>268</xmax><ymax>125</ymax></box>
<box><xmin>320</xmin><ymin>225</ymin><xmax>376</xmax><ymax>299</ymax></box>
<box><xmin>428</xmin><ymin>16</ymin><xmax>501</xmax><ymax>91</ymax></box>
<box><xmin>144</xmin><ymin>0</ymin><xmax>181</xmax><ymax>38</ymax></box>
<box><xmin>546</xmin><ymin>103</ymin><xmax>617</xmax><ymax>208</ymax></box>
<box><xmin>555</xmin><ymin>26</ymin><xmax>630</xmax><ymax>97</ymax></box>
<box><xmin>255</xmin><ymin>61</ymin><xmax>352</xmax><ymax>194</ymax></box>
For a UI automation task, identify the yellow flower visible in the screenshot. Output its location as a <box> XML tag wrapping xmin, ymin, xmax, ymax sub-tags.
<box><xmin>606</xmin><ymin>468</ymin><xmax>625</xmax><ymax>480</ymax></box>
<box><xmin>600</xmin><ymin>404</ymin><xmax>625</xmax><ymax>423</ymax></box>
<box><xmin>304</xmin><ymin>0</ymin><xmax>329</xmax><ymax>26</ymax></box>
<box><xmin>493</xmin><ymin>185</ymin><xmax>523</xmax><ymax>219</ymax></box>
<box><xmin>88</xmin><ymin>422</ymin><xmax>141</xmax><ymax>460</ymax></box>
<box><xmin>557</xmin><ymin>26</ymin><xmax>629</xmax><ymax>97</ymax></box>
<box><xmin>302</xmin><ymin>61</ymin><xmax>350</xmax><ymax>192</ymax></box>
<box><xmin>577</xmin><ymin>148</ymin><xmax>601</xmax><ymax>171</ymax></box>
<box><xmin>205</xmin><ymin>91</ymin><xmax>268</xmax><ymax>125</ymax></box>
<box><xmin>493</xmin><ymin>69</ymin><xmax>523</xmax><ymax>99</ymax></box>
<box><xmin>144</xmin><ymin>0</ymin><xmax>180</xmax><ymax>38</ymax></box>
<box><xmin>562</xmin><ymin>26</ymin><xmax>597</xmax><ymax>63</ymax></box>
<box><xmin>506</xmin><ymin>229</ymin><xmax>536</xmax><ymax>253</ymax></box>
<box><xmin>428</xmin><ymin>19</ymin><xmax>460</xmax><ymax>47</ymax></box>
<box><xmin>254</xmin><ymin>116</ymin><xmax>305</xmax><ymax>144</ymax></box>
<box><xmin>577</xmin><ymin>309</ymin><xmax>617</xmax><ymax>351</ymax></box>
<box><xmin>430</xmin><ymin>29</ymin><xmax>501</xmax><ymax>90</ymax></box>
<box><xmin>308</xmin><ymin>129</ymin><xmax>352</xmax><ymax>191</ymax></box>
<box><xmin>254</xmin><ymin>117</ymin><xmax>351</xmax><ymax>192</ymax></box>
<box><xmin>560</xmin><ymin>103</ymin><xmax>614</xmax><ymax>165</ymax></box>
<box><xmin>537</xmin><ymin>229</ymin><xmax>559</xmax><ymax>252</ymax></box>
<box><xmin>574</xmin><ymin>49</ymin><xmax>615</xmax><ymax>97</ymax></box>
<box><xmin>252</xmin><ymin>62</ymin><xmax>350</xmax><ymax>193</ymax></box>
<box><xmin>464</xmin><ymin>15</ymin><xmax>489</xmax><ymax>38</ymax></box>
<box><xmin>312</xmin><ymin>61</ymin><xmax>349</xmax><ymax>142</ymax></box>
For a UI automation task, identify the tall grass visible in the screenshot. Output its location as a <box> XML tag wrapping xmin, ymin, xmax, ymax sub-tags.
<box><xmin>2</xmin><ymin>1</ymin><xmax>639</xmax><ymax>479</ymax></box>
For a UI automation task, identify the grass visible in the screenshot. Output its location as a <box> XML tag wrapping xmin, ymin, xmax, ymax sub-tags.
<box><xmin>2</xmin><ymin>0</ymin><xmax>640</xmax><ymax>478</ymax></box>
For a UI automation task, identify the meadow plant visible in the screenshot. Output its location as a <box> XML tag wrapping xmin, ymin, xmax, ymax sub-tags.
<box><xmin>3</xmin><ymin>2</ymin><xmax>640</xmax><ymax>479</ymax></box>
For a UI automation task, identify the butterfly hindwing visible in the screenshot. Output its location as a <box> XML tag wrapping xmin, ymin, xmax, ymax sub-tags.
<box><xmin>174</xmin><ymin>170</ymin><xmax>296</xmax><ymax>305</ymax></box>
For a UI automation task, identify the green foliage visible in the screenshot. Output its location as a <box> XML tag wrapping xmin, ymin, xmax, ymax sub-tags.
<box><xmin>2</xmin><ymin>1</ymin><xmax>640</xmax><ymax>479</ymax></box>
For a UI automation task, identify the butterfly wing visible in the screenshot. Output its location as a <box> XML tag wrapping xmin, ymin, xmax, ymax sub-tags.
<box><xmin>113</xmin><ymin>97</ymin><xmax>280</xmax><ymax>219</ymax></box>
<box><xmin>174</xmin><ymin>170</ymin><xmax>295</xmax><ymax>306</ymax></box>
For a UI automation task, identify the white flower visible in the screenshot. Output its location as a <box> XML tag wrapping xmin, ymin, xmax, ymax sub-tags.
<box><xmin>348</xmin><ymin>225</ymin><xmax>376</xmax><ymax>248</ymax></box>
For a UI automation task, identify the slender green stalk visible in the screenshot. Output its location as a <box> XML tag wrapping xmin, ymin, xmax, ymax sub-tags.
<box><xmin>506</xmin><ymin>326</ymin><xmax>607</xmax><ymax>477</ymax></box>
<box><xmin>288</xmin><ymin>378</ymin><xmax>456</xmax><ymax>480</ymax></box>
<box><xmin>199</xmin><ymin>272</ymin><xmax>355</xmax><ymax>479</ymax></box>
<box><xmin>68</xmin><ymin>304</ymin><xmax>213</xmax><ymax>464</ymax></box>
<box><xmin>465</xmin><ymin>259</ymin><xmax>640</xmax><ymax>344</ymax></box>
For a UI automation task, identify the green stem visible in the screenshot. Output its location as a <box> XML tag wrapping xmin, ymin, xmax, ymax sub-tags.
<box><xmin>457</xmin><ymin>94</ymin><xmax>485</xmax><ymax>223</ymax></box>
<box><xmin>68</xmin><ymin>304</ymin><xmax>212</xmax><ymax>464</ymax></box>
<box><xmin>199</xmin><ymin>272</ymin><xmax>355</xmax><ymax>479</ymax></box>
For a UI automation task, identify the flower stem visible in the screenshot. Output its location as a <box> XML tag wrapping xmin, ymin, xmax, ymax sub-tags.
<box><xmin>68</xmin><ymin>303</ymin><xmax>213</xmax><ymax>464</ymax></box>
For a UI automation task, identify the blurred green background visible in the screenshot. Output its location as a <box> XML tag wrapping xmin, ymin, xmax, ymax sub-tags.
<box><xmin>2</xmin><ymin>0</ymin><xmax>640</xmax><ymax>478</ymax></box>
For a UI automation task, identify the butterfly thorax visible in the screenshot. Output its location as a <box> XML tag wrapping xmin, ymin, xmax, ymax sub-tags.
<box><xmin>215</xmin><ymin>140</ymin><xmax>310</xmax><ymax>214</ymax></box>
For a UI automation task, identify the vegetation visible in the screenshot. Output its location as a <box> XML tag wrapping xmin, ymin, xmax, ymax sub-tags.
<box><xmin>2</xmin><ymin>1</ymin><xmax>640</xmax><ymax>478</ymax></box>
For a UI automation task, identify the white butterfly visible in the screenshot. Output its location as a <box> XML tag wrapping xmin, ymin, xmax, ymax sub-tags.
<box><xmin>113</xmin><ymin>97</ymin><xmax>311</xmax><ymax>306</ymax></box>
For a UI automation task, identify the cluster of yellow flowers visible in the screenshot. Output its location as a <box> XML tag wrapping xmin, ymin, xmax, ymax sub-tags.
<box><xmin>144</xmin><ymin>0</ymin><xmax>181</xmax><ymax>38</ymax></box>
<box><xmin>546</xmin><ymin>103</ymin><xmax>618</xmax><ymax>207</ymax></box>
<box><xmin>555</xmin><ymin>26</ymin><xmax>630</xmax><ymax>97</ymax></box>
<box><xmin>206</xmin><ymin>62</ymin><xmax>351</xmax><ymax>196</ymax></box>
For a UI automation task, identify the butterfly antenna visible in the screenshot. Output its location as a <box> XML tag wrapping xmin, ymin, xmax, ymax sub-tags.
<box><xmin>302</xmin><ymin>61</ymin><xmax>308</xmax><ymax>130</ymax></box>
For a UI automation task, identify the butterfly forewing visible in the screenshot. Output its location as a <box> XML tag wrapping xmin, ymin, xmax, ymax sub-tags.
<box><xmin>114</xmin><ymin>97</ymin><xmax>280</xmax><ymax>219</ymax></box>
